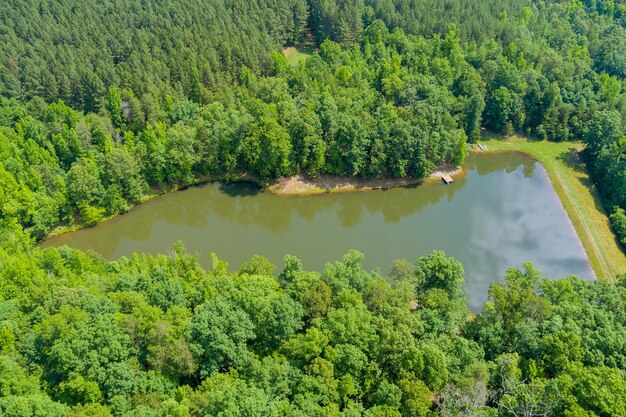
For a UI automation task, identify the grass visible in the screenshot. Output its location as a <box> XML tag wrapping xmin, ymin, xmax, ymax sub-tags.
<box><xmin>478</xmin><ymin>133</ymin><xmax>626</xmax><ymax>281</ymax></box>
<box><xmin>283</xmin><ymin>45</ymin><xmax>314</xmax><ymax>66</ymax></box>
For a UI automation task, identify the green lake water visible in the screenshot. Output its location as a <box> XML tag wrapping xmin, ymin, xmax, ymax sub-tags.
<box><xmin>42</xmin><ymin>152</ymin><xmax>595</xmax><ymax>311</ymax></box>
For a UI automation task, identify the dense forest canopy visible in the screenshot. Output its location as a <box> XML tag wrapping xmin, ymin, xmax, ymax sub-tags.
<box><xmin>0</xmin><ymin>0</ymin><xmax>308</xmax><ymax>110</ymax></box>
<box><xmin>1</xmin><ymin>0</ymin><xmax>626</xmax><ymax>416</ymax></box>
<box><xmin>0</xmin><ymin>226</ymin><xmax>625</xmax><ymax>417</ymax></box>
<box><xmin>2</xmin><ymin>0</ymin><xmax>626</xmax><ymax>235</ymax></box>
<box><xmin>1</xmin><ymin>24</ymin><xmax>480</xmax><ymax>238</ymax></box>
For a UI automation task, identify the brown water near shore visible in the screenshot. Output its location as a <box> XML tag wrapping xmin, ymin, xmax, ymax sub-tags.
<box><xmin>267</xmin><ymin>164</ymin><xmax>462</xmax><ymax>195</ymax></box>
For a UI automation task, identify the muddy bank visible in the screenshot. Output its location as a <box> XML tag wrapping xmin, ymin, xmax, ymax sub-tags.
<box><xmin>267</xmin><ymin>165</ymin><xmax>462</xmax><ymax>196</ymax></box>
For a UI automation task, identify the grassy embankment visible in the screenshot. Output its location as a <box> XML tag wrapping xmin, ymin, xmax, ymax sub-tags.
<box><xmin>478</xmin><ymin>134</ymin><xmax>626</xmax><ymax>281</ymax></box>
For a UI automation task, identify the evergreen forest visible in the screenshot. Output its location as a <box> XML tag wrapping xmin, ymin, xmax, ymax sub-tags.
<box><xmin>1</xmin><ymin>1</ymin><xmax>626</xmax><ymax>416</ymax></box>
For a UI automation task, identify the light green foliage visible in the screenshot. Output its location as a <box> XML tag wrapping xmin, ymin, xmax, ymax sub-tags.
<box><xmin>0</xmin><ymin>355</ymin><xmax>39</xmax><ymax>396</ymax></box>
<box><xmin>99</xmin><ymin>147</ymin><xmax>146</xmax><ymax>205</ymax></box>
<box><xmin>0</xmin><ymin>234</ymin><xmax>624</xmax><ymax>416</ymax></box>
<box><xmin>314</xmin><ymin>289</ymin><xmax>376</xmax><ymax>350</ymax></box>
<box><xmin>0</xmin><ymin>394</ymin><xmax>70</xmax><ymax>417</ymax></box>
<box><xmin>78</xmin><ymin>203</ymin><xmax>105</xmax><ymax>227</ymax></box>
<box><xmin>191</xmin><ymin>373</ymin><xmax>284</xmax><ymax>416</ymax></box>
<box><xmin>415</xmin><ymin>251</ymin><xmax>465</xmax><ymax>300</ymax></box>
<box><xmin>0</xmin><ymin>0</ymin><xmax>625</xmax><ymax>415</ymax></box>
<box><xmin>163</xmin><ymin>123</ymin><xmax>199</xmax><ymax>186</ymax></box>
<box><xmin>281</xmin><ymin>327</ymin><xmax>329</xmax><ymax>365</ymax></box>
<box><xmin>185</xmin><ymin>296</ymin><xmax>255</xmax><ymax>376</ymax></box>
<box><xmin>66</xmin><ymin>158</ymin><xmax>104</xmax><ymax>207</ymax></box>
<box><xmin>240</xmin><ymin>255</ymin><xmax>276</xmax><ymax>276</ymax></box>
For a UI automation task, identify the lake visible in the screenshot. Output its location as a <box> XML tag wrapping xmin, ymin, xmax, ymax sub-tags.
<box><xmin>42</xmin><ymin>152</ymin><xmax>595</xmax><ymax>311</ymax></box>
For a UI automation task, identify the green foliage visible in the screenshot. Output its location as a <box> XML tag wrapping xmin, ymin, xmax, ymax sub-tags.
<box><xmin>1</xmin><ymin>1</ymin><xmax>626</xmax><ymax>415</ymax></box>
<box><xmin>185</xmin><ymin>297</ymin><xmax>255</xmax><ymax>376</ymax></box>
<box><xmin>0</xmin><ymin>0</ymin><xmax>309</xmax><ymax>111</ymax></box>
<box><xmin>4</xmin><ymin>0</ymin><xmax>626</xmax><ymax>237</ymax></box>
<box><xmin>610</xmin><ymin>206</ymin><xmax>626</xmax><ymax>246</ymax></box>
<box><xmin>0</xmin><ymin>231</ymin><xmax>624</xmax><ymax>416</ymax></box>
<box><xmin>78</xmin><ymin>203</ymin><xmax>105</xmax><ymax>227</ymax></box>
<box><xmin>415</xmin><ymin>251</ymin><xmax>465</xmax><ymax>300</ymax></box>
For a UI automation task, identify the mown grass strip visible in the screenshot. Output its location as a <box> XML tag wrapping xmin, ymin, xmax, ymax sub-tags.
<box><xmin>478</xmin><ymin>134</ymin><xmax>626</xmax><ymax>281</ymax></box>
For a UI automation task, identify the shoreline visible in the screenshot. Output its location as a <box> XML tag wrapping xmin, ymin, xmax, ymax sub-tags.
<box><xmin>46</xmin><ymin>172</ymin><xmax>258</xmax><ymax>238</ymax></box>
<box><xmin>477</xmin><ymin>135</ymin><xmax>626</xmax><ymax>280</ymax></box>
<box><xmin>43</xmin><ymin>164</ymin><xmax>463</xmax><ymax>239</ymax></box>
<box><xmin>266</xmin><ymin>164</ymin><xmax>463</xmax><ymax>196</ymax></box>
<box><xmin>41</xmin><ymin>134</ymin><xmax>626</xmax><ymax>281</ymax></box>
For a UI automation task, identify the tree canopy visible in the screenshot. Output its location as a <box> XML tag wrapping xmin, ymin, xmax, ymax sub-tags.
<box><xmin>1</xmin><ymin>1</ymin><xmax>626</xmax><ymax>415</ymax></box>
<box><xmin>0</xmin><ymin>227</ymin><xmax>625</xmax><ymax>416</ymax></box>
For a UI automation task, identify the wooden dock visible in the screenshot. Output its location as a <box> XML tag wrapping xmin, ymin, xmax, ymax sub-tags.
<box><xmin>442</xmin><ymin>175</ymin><xmax>454</xmax><ymax>184</ymax></box>
<box><xmin>477</xmin><ymin>143</ymin><xmax>487</xmax><ymax>151</ymax></box>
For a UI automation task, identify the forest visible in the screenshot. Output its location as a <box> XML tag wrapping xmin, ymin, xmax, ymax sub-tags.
<box><xmin>1</xmin><ymin>225</ymin><xmax>625</xmax><ymax>417</ymax></box>
<box><xmin>1</xmin><ymin>0</ymin><xmax>626</xmax><ymax>415</ymax></box>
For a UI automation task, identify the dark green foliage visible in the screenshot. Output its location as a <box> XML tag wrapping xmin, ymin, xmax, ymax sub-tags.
<box><xmin>0</xmin><ymin>0</ymin><xmax>309</xmax><ymax>111</ymax></box>
<box><xmin>1</xmin><ymin>1</ymin><xmax>626</xmax><ymax>415</ymax></box>
<box><xmin>185</xmin><ymin>297</ymin><xmax>255</xmax><ymax>376</ymax></box>
<box><xmin>0</xmin><ymin>226</ymin><xmax>625</xmax><ymax>416</ymax></box>
<box><xmin>611</xmin><ymin>206</ymin><xmax>626</xmax><ymax>246</ymax></box>
<box><xmin>583</xmin><ymin>111</ymin><xmax>626</xmax><ymax>248</ymax></box>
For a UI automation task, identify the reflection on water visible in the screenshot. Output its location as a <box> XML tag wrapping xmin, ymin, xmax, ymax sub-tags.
<box><xmin>41</xmin><ymin>152</ymin><xmax>593</xmax><ymax>311</ymax></box>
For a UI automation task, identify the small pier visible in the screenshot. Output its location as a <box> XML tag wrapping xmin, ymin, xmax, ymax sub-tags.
<box><xmin>442</xmin><ymin>175</ymin><xmax>454</xmax><ymax>184</ymax></box>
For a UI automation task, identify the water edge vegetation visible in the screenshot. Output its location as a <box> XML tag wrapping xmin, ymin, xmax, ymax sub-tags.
<box><xmin>2</xmin><ymin>0</ymin><xmax>626</xmax><ymax>415</ymax></box>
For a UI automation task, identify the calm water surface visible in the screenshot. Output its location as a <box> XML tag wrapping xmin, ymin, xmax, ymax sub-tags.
<box><xmin>42</xmin><ymin>153</ymin><xmax>594</xmax><ymax>311</ymax></box>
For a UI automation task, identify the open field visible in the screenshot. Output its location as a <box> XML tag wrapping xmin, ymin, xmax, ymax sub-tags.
<box><xmin>478</xmin><ymin>134</ymin><xmax>626</xmax><ymax>280</ymax></box>
<box><xmin>283</xmin><ymin>45</ymin><xmax>314</xmax><ymax>66</ymax></box>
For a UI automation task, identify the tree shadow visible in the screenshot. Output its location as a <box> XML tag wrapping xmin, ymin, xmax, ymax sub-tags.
<box><xmin>555</xmin><ymin>149</ymin><xmax>626</xmax><ymax>252</ymax></box>
<box><xmin>555</xmin><ymin>149</ymin><xmax>605</xmax><ymax>211</ymax></box>
<box><xmin>218</xmin><ymin>181</ymin><xmax>263</xmax><ymax>197</ymax></box>
<box><xmin>557</xmin><ymin>148</ymin><xmax>587</xmax><ymax>175</ymax></box>
<box><xmin>481</xmin><ymin>129</ymin><xmax>543</xmax><ymax>142</ymax></box>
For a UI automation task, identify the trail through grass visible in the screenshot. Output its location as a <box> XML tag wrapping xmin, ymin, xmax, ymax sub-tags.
<box><xmin>478</xmin><ymin>134</ymin><xmax>626</xmax><ymax>280</ymax></box>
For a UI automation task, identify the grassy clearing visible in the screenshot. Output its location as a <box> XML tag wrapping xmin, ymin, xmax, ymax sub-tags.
<box><xmin>283</xmin><ymin>45</ymin><xmax>314</xmax><ymax>66</ymax></box>
<box><xmin>478</xmin><ymin>133</ymin><xmax>626</xmax><ymax>281</ymax></box>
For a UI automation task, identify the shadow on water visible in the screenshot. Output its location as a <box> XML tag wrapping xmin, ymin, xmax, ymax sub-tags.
<box><xmin>468</xmin><ymin>151</ymin><xmax>536</xmax><ymax>178</ymax></box>
<box><xmin>42</xmin><ymin>153</ymin><xmax>534</xmax><ymax>253</ymax></box>
<box><xmin>218</xmin><ymin>181</ymin><xmax>263</xmax><ymax>197</ymax></box>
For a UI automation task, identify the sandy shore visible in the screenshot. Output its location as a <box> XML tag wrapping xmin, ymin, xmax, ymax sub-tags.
<box><xmin>267</xmin><ymin>164</ymin><xmax>463</xmax><ymax>196</ymax></box>
<box><xmin>44</xmin><ymin>165</ymin><xmax>462</xmax><ymax>238</ymax></box>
